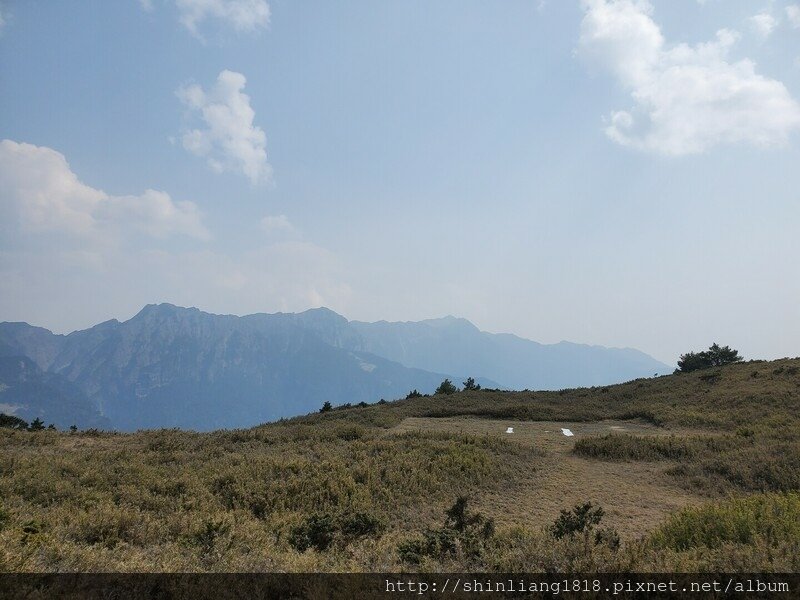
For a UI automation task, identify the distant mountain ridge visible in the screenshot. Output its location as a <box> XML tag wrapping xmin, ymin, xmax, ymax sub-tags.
<box><xmin>347</xmin><ymin>316</ymin><xmax>669</xmax><ymax>391</ymax></box>
<box><xmin>0</xmin><ymin>304</ymin><xmax>669</xmax><ymax>431</ymax></box>
<box><xmin>0</xmin><ymin>356</ymin><xmax>110</xmax><ymax>430</ymax></box>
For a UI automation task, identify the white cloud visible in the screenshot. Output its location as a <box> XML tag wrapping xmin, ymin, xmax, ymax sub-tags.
<box><xmin>0</xmin><ymin>139</ymin><xmax>209</xmax><ymax>240</ymax></box>
<box><xmin>0</xmin><ymin>142</ymin><xmax>350</xmax><ymax>333</ymax></box>
<box><xmin>139</xmin><ymin>0</ymin><xmax>154</xmax><ymax>12</ymax></box>
<box><xmin>748</xmin><ymin>12</ymin><xmax>778</xmax><ymax>38</ymax></box>
<box><xmin>177</xmin><ymin>70</ymin><xmax>272</xmax><ymax>185</ymax></box>
<box><xmin>787</xmin><ymin>5</ymin><xmax>800</xmax><ymax>28</ymax></box>
<box><xmin>0</xmin><ymin>5</ymin><xmax>7</xmax><ymax>34</ymax></box>
<box><xmin>175</xmin><ymin>0</ymin><xmax>270</xmax><ymax>36</ymax></box>
<box><xmin>579</xmin><ymin>0</ymin><xmax>800</xmax><ymax>155</ymax></box>
<box><xmin>260</xmin><ymin>214</ymin><xmax>297</xmax><ymax>236</ymax></box>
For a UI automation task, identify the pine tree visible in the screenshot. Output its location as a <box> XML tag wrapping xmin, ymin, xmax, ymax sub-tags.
<box><xmin>434</xmin><ymin>379</ymin><xmax>458</xmax><ymax>395</ymax></box>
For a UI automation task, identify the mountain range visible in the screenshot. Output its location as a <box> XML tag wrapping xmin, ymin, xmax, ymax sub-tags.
<box><xmin>0</xmin><ymin>304</ymin><xmax>670</xmax><ymax>430</ymax></box>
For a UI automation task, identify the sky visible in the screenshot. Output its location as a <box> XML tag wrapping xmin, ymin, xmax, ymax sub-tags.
<box><xmin>1</xmin><ymin>0</ymin><xmax>799</xmax><ymax>365</ymax></box>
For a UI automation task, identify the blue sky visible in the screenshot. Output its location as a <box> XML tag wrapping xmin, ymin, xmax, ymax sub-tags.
<box><xmin>1</xmin><ymin>0</ymin><xmax>799</xmax><ymax>364</ymax></box>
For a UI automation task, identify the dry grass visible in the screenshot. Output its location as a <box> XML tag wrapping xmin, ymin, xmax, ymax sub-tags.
<box><xmin>390</xmin><ymin>417</ymin><xmax>702</xmax><ymax>538</ymax></box>
<box><xmin>0</xmin><ymin>357</ymin><xmax>798</xmax><ymax>572</ymax></box>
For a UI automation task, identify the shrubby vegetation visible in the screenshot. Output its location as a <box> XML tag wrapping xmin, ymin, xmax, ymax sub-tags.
<box><xmin>289</xmin><ymin>511</ymin><xmax>384</xmax><ymax>552</ymax></box>
<box><xmin>0</xmin><ymin>414</ymin><xmax>29</xmax><ymax>431</ymax></box>
<box><xmin>651</xmin><ymin>492</ymin><xmax>800</xmax><ymax>552</ymax></box>
<box><xmin>0</xmin><ymin>414</ymin><xmax>61</xmax><ymax>432</ymax></box>
<box><xmin>550</xmin><ymin>502</ymin><xmax>619</xmax><ymax>550</ymax></box>
<box><xmin>434</xmin><ymin>379</ymin><xmax>458</xmax><ymax>395</ymax></box>
<box><xmin>677</xmin><ymin>343</ymin><xmax>742</xmax><ymax>373</ymax></box>
<box><xmin>397</xmin><ymin>497</ymin><xmax>495</xmax><ymax>566</ymax></box>
<box><xmin>462</xmin><ymin>377</ymin><xmax>481</xmax><ymax>391</ymax></box>
<box><xmin>0</xmin><ymin>357</ymin><xmax>798</xmax><ymax>572</ymax></box>
<box><xmin>574</xmin><ymin>434</ymin><xmax>708</xmax><ymax>462</ymax></box>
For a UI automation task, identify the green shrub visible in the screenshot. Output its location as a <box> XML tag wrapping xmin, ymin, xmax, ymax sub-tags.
<box><xmin>678</xmin><ymin>344</ymin><xmax>742</xmax><ymax>373</ymax></box>
<box><xmin>398</xmin><ymin>497</ymin><xmax>494</xmax><ymax>564</ymax></box>
<box><xmin>189</xmin><ymin>519</ymin><xmax>231</xmax><ymax>558</ymax></box>
<box><xmin>288</xmin><ymin>513</ymin><xmax>337</xmax><ymax>552</ymax></box>
<box><xmin>550</xmin><ymin>502</ymin><xmax>620</xmax><ymax>551</ymax></box>
<box><xmin>289</xmin><ymin>510</ymin><xmax>385</xmax><ymax>552</ymax></box>
<box><xmin>397</xmin><ymin>538</ymin><xmax>428</xmax><ymax>565</ymax></box>
<box><xmin>551</xmin><ymin>502</ymin><xmax>604</xmax><ymax>539</ymax></box>
<box><xmin>334</xmin><ymin>425</ymin><xmax>365</xmax><ymax>441</ymax></box>
<box><xmin>573</xmin><ymin>434</ymin><xmax>696</xmax><ymax>461</ymax></box>
<box><xmin>434</xmin><ymin>379</ymin><xmax>458</xmax><ymax>395</ymax></box>
<box><xmin>651</xmin><ymin>492</ymin><xmax>800</xmax><ymax>551</ymax></box>
<box><xmin>462</xmin><ymin>378</ymin><xmax>481</xmax><ymax>391</ymax></box>
<box><xmin>0</xmin><ymin>414</ymin><xmax>29</xmax><ymax>430</ymax></box>
<box><xmin>339</xmin><ymin>511</ymin><xmax>384</xmax><ymax>542</ymax></box>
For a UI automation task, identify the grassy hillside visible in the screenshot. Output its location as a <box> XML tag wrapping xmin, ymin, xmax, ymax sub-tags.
<box><xmin>1</xmin><ymin>358</ymin><xmax>798</xmax><ymax>572</ymax></box>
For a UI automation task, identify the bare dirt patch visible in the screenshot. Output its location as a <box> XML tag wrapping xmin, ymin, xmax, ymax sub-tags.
<box><xmin>390</xmin><ymin>417</ymin><xmax>704</xmax><ymax>537</ymax></box>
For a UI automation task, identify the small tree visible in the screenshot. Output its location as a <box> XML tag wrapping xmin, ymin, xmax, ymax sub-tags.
<box><xmin>397</xmin><ymin>496</ymin><xmax>494</xmax><ymax>564</ymax></box>
<box><xmin>0</xmin><ymin>414</ymin><xmax>29</xmax><ymax>431</ymax></box>
<box><xmin>435</xmin><ymin>379</ymin><xmax>458</xmax><ymax>395</ymax></box>
<box><xmin>550</xmin><ymin>502</ymin><xmax>604</xmax><ymax>539</ymax></box>
<box><xmin>406</xmin><ymin>389</ymin><xmax>422</xmax><ymax>399</ymax></box>
<box><xmin>678</xmin><ymin>343</ymin><xmax>742</xmax><ymax>373</ymax></box>
<box><xmin>462</xmin><ymin>377</ymin><xmax>481</xmax><ymax>391</ymax></box>
<box><xmin>550</xmin><ymin>502</ymin><xmax>620</xmax><ymax>550</ymax></box>
<box><xmin>705</xmin><ymin>343</ymin><xmax>742</xmax><ymax>367</ymax></box>
<box><xmin>28</xmin><ymin>418</ymin><xmax>45</xmax><ymax>432</ymax></box>
<box><xmin>319</xmin><ymin>401</ymin><xmax>333</xmax><ymax>413</ymax></box>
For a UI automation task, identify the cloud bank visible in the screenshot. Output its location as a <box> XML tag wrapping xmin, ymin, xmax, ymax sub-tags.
<box><xmin>0</xmin><ymin>139</ymin><xmax>209</xmax><ymax>240</ymax></box>
<box><xmin>0</xmin><ymin>140</ymin><xmax>350</xmax><ymax>333</ymax></box>
<box><xmin>579</xmin><ymin>0</ymin><xmax>800</xmax><ymax>155</ymax></box>
<box><xmin>178</xmin><ymin>70</ymin><xmax>272</xmax><ymax>185</ymax></box>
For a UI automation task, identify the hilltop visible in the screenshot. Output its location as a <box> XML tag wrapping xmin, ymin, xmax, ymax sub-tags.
<box><xmin>1</xmin><ymin>357</ymin><xmax>798</xmax><ymax>572</ymax></box>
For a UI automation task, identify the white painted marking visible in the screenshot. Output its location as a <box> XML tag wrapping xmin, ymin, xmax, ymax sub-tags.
<box><xmin>561</xmin><ymin>428</ymin><xmax>574</xmax><ymax>437</ymax></box>
<box><xmin>505</xmin><ymin>427</ymin><xmax>514</xmax><ymax>434</ymax></box>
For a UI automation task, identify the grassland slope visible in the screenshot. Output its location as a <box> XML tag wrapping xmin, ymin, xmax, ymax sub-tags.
<box><xmin>1</xmin><ymin>358</ymin><xmax>798</xmax><ymax>572</ymax></box>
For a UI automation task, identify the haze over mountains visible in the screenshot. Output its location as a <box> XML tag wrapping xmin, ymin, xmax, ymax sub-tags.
<box><xmin>0</xmin><ymin>304</ymin><xmax>669</xmax><ymax>431</ymax></box>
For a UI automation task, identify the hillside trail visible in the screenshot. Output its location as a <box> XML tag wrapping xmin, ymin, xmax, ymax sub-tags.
<box><xmin>390</xmin><ymin>417</ymin><xmax>703</xmax><ymax>537</ymax></box>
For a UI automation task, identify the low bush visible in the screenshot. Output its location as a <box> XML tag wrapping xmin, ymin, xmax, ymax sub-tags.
<box><xmin>573</xmin><ymin>434</ymin><xmax>697</xmax><ymax>461</ymax></box>
<box><xmin>650</xmin><ymin>492</ymin><xmax>800</xmax><ymax>552</ymax></box>
<box><xmin>550</xmin><ymin>502</ymin><xmax>619</xmax><ymax>550</ymax></box>
<box><xmin>289</xmin><ymin>510</ymin><xmax>384</xmax><ymax>552</ymax></box>
<box><xmin>398</xmin><ymin>497</ymin><xmax>495</xmax><ymax>565</ymax></box>
<box><xmin>188</xmin><ymin>519</ymin><xmax>232</xmax><ymax>559</ymax></box>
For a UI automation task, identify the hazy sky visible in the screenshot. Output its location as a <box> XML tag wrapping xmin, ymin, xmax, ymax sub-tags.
<box><xmin>1</xmin><ymin>0</ymin><xmax>799</xmax><ymax>365</ymax></box>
